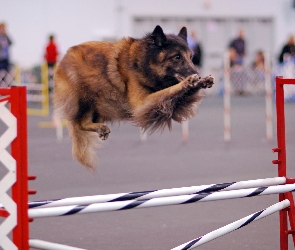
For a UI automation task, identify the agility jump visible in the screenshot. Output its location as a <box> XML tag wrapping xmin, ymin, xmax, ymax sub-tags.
<box><xmin>223</xmin><ymin>51</ymin><xmax>273</xmax><ymax>142</ymax></box>
<box><xmin>0</xmin><ymin>77</ymin><xmax>295</xmax><ymax>249</ymax></box>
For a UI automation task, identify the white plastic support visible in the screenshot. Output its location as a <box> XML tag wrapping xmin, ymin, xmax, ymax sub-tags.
<box><xmin>0</xmin><ymin>100</ymin><xmax>17</xmax><ymax>250</ymax></box>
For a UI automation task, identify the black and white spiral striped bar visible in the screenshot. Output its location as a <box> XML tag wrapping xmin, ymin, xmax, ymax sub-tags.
<box><xmin>28</xmin><ymin>177</ymin><xmax>285</xmax><ymax>209</ymax></box>
<box><xmin>29</xmin><ymin>239</ymin><xmax>86</xmax><ymax>250</ymax></box>
<box><xmin>28</xmin><ymin>183</ymin><xmax>295</xmax><ymax>219</ymax></box>
<box><xmin>172</xmin><ymin>199</ymin><xmax>290</xmax><ymax>249</ymax></box>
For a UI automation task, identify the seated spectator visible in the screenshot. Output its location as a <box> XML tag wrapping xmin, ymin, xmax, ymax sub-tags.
<box><xmin>252</xmin><ymin>50</ymin><xmax>265</xmax><ymax>70</ymax></box>
<box><xmin>228</xmin><ymin>47</ymin><xmax>238</xmax><ymax>68</ymax></box>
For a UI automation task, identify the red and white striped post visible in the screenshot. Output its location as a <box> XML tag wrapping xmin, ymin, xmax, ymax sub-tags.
<box><xmin>181</xmin><ymin>119</ymin><xmax>189</xmax><ymax>143</ymax></box>
<box><xmin>223</xmin><ymin>51</ymin><xmax>231</xmax><ymax>141</ymax></box>
<box><xmin>10</xmin><ymin>87</ymin><xmax>30</xmax><ymax>250</ymax></box>
<box><xmin>264</xmin><ymin>53</ymin><xmax>273</xmax><ymax>141</ymax></box>
<box><xmin>223</xmin><ymin>51</ymin><xmax>273</xmax><ymax>141</ymax></box>
<box><xmin>0</xmin><ymin>87</ymin><xmax>35</xmax><ymax>250</ymax></box>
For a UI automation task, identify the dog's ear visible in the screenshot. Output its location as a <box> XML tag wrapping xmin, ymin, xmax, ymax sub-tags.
<box><xmin>150</xmin><ymin>25</ymin><xmax>167</xmax><ymax>46</ymax></box>
<box><xmin>178</xmin><ymin>27</ymin><xmax>188</xmax><ymax>42</ymax></box>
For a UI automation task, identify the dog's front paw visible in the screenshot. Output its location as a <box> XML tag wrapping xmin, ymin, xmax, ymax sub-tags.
<box><xmin>198</xmin><ymin>75</ymin><xmax>214</xmax><ymax>89</ymax></box>
<box><xmin>97</xmin><ymin>125</ymin><xmax>110</xmax><ymax>140</ymax></box>
<box><xmin>183</xmin><ymin>74</ymin><xmax>201</xmax><ymax>89</ymax></box>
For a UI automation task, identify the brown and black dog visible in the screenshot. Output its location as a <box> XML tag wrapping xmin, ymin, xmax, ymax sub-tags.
<box><xmin>54</xmin><ymin>25</ymin><xmax>214</xmax><ymax>169</ymax></box>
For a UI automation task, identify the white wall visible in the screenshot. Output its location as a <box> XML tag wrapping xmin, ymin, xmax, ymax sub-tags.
<box><xmin>0</xmin><ymin>0</ymin><xmax>118</xmax><ymax>68</ymax></box>
<box><xmin>1</xmin><ymin>0</ymin><xmax>295</xmax><ymax>68</ymax></box>
<box><xmin>121</xmin><ymin>0</ymin><xmax>295</xmax><ymax>54</ymax></box>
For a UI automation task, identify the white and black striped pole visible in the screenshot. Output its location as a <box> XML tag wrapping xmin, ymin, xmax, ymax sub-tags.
<box><xmin>28</xmin><ymin>177</ymin><xmax>285</xmax><ymax>209</ymax></box>
<box><xmin>172</xmin><ymin>199</ymin><xmax>290</xmax><ymax>249</ymax></box>
<box><xmin>28</xmin><ymin>184</ymin><xmax>295</xmax><ymax>218</ymax></box>
<box><xmin>29</xmin><ymin>239</ymin><xmax>86</xmax><ymax>250</ymax></box>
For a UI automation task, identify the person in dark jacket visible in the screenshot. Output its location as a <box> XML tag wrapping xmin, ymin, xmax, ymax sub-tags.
<box><xmin>228</xmin><ymin>29</ymin><xmax>246</xmax><ymax>66</ymax></box>
<box><xmin>278</xmin><ymin>35</ymin><xmax>295</xmax><ymax>64</ymax></box>
<box><xmin>188</xmin><ymin>31</ymin><xmax>203</xmax><ymax>69</ymax></box>
<box><xmin>0</xmin><ymin>22</ymin><xmax>13</xmax><ymax>72</ymax></box>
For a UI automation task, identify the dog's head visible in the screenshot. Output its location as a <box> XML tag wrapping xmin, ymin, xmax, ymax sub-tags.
<box><xmin>138</xmin><ymin>25</ymin><xmax>199</xmax><ymax>91</ymax></box>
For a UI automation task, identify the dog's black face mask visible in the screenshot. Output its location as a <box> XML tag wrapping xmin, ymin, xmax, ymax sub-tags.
<box><xmin>142</xmin><ymin>25</ymin><xmax>199</xmax><ymax>91</ymax></box>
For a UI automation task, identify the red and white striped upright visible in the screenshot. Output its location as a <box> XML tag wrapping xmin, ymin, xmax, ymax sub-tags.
<box><xmin>181</xmin><ymin>119</ymin><xmax>189</xmax><ymax>143</ymax></box>
<box><xmin>223</xmin><ymin>51</ymin><xmax>231</xmax><ymax>141</ymax></box>
<box><xmin>264</xmin><ymin>53</ymin><xmax>273</xmax><ymax>141</ymax></box>
<box><xmin>0</xmin><ymin>89</ymin><xmax>18</xmax><ymax>250</ymax></box>
<box><xmin>0</xmin><ymin>87</ymin><xmax>35</xmax><ymax>250</ymax></box>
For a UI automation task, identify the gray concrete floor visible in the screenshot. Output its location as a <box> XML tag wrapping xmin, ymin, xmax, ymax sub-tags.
<box><xmin>26</xmin><ymin>95</ymin><xmax>295</xmax><ymax>250</ymax></box>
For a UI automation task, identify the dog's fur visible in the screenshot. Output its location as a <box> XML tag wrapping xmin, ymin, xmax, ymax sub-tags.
<box><xmin>53</xmin><ymin>25</ymin><xmax>214</xmax><ymax>169</ymax></box>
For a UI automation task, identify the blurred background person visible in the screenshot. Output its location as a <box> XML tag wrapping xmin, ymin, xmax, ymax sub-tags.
<box><xmin>228</xmin><ymin>47</ymin><xmax>238</xmax><ymax>68</ymax></box>
<box><xmin>228</xmin><ymin>28</ymin><xmax>246</xmax><ymax>66</ymax></box>
<box><xmin>278</xmin><ymin>35</ymin><xmax>295</xmax><ymax>64</ymax></box>
<box><xmin>188</xmin><ymin>30</ymin><xmax>203</xmax><ymax>71</ymax></box>
<box><xmin>251</xmin><ymin>50</ymin><xmax>266</xmax><ymax>89</ymax></box>
<box><xmin>228</xmin><ymin>29</ymin><xmax>247</xmax><ymax>95</ymax></box>
<box><xmin>44</xmin><ymin>34</ymin><xmax>59</xmax><ymax>93</ymax></box>
<box><xmin>252</xmin><ymin>50</ymin><xmax>265</xmax><ymax>70</ymax></box>
<box><xmin>44</xmin><ymin>34</ymin><xmax>59</xmax><ymax>68</ymax></box>
<box><xmin>0</xmin><ymin>22</ymin><xmax>13</xmax><ymax>73</ymax></box>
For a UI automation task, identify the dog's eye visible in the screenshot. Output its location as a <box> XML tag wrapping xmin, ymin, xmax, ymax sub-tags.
<box><xmin>174</xmin><ymin>54</ymin><xmax>181</xmax><ymax>60</ymax></box>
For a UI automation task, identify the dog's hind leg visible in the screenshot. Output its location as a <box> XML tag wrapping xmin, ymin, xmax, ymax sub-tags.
<box><xmin>69</xmin><ymin>110</ymin><xmax>110</xmax><ymax>169</ymax></box>
<box><xmin>77</xmin><ymin>117</ymin><xmax>111</xmax><ymax>141</ymax></box>
<box><xmin>74</xmin><ymin>100</ymin><xmax>111</xmax><ymax>140</ymax></box>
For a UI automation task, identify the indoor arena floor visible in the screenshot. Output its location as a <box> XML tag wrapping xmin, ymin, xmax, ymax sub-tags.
<box><xmin>27</xmin><ymin>95</ymin><xmax>295</xmax><ymax>250</ymax></box>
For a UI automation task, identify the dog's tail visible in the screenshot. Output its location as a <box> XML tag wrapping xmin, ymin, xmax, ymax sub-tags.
<box><xmin>67</xmin><ymin>121</ymin><xmax>100</xmax><ymax>169</ymax></box>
